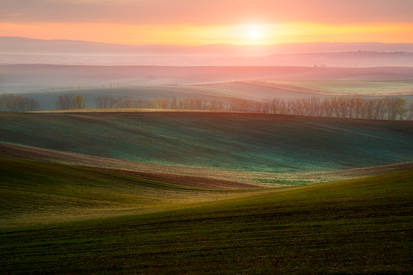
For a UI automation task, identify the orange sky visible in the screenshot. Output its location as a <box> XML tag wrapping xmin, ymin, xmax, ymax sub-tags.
<box><xmin>1</xmin><ymin>0</ymin><xmax>413</xmax><ymax>45</ymax></box>
<box><xmin>1</xmin><ymin>22</ymin><xmax>413</xmax><ymax>45</ymax></box>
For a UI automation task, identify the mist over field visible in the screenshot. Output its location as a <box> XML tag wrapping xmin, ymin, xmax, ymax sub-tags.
<box><xmin>2</xmin><ymin>37</ymin><xmax>413</xmax><ymax>66</ymax></box>
<box><xmin>2</xmin><ymin>38</ymin><xmax>413</xmax><ymax>110</ymax></box>
<box><xmin>2</xmin><ymin>64</ymin><xmax>413</xmax><ymax>117</ymax></box>
<box><xmin>1</xmin><ymin>1</ymin><xmax>413</xmax><ymax>273</ymax></box>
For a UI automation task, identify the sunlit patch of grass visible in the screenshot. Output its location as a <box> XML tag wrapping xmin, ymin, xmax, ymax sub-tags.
<box><xmin>0</xmin><ymin>158</ymin><xmax>262</xmax><ymax>228</ymax></box>
<box><xmin>256</xmin><ymin>178</ymin><xmax>315</xmax><ymax>186</ymax></box>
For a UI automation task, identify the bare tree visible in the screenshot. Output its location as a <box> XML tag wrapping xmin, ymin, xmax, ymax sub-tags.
<box><xmin>56</xmin><ymin>94</ymin><xmax>85</xmax><ymax>110</ymax></box>
<box><xmin>74</xmin><ymin>95</ymin><xmax>85</xmax><ymax>109</ymax></box>
<box><xmin>0</xmin><ymin>94</ymin><xmax>39</xmax><ymax>112</ymax></box>
<box><xmin>96</xmin><ymin>95</ymin><xmax>119</xmax><ymax>109</ymax></box>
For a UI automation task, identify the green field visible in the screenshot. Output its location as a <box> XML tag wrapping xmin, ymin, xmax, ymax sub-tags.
<box><xmin>1</xmin><ymin>157</ymin><xmax>412</xmax><ymax>274</ymax></box>
<box><xmin>1</xmin><ymin>112</ymin><xmax>413</xmax><ymax>173</ymax></box>
<box><xmin>0</xmin><ymin>158</ymin><xmax>259</xmax><ymax>227</ymax></box>
<box><xmin>1</xmin><ymin>111</ymin><xmax>412</xmax><ymax>274</ymax></box>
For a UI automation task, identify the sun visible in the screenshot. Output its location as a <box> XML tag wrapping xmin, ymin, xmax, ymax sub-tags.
<box><xmin>245</xmin><ymin>24</ymin><xmax>266</xmax><ymax>43</ymax></box>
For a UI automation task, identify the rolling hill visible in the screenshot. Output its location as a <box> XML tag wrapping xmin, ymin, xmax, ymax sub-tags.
<box><xmin>2</xmin><ymin>64</ymin><xmax>413</xmax><ymax>94</ymax></box>
<box><xmin>1</xmin><ymin>157</ymin><xmax>412</xmax><ymax>273</ymax></box>
<box><xmin>0</xmin><ymin>112</ymin><xmax>413</xmax><ymax>173</ymax></box>
<box><xmin>2</xmin><ymin>141</ymin><xmax>413</xmax><ymax>187</ymax></box>
<box><xmin>0</xmin><ymin>157</ymin><xmax>259</xmax><ymax>228</ymax></box>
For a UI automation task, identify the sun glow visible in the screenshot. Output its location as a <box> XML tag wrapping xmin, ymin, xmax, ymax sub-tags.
<box><xmin>1</xmin><ymin>22</ymin><xmax>413</xmax><ymax>45</ymax></box>
<box><xmin>244</xmin><ymin>24</ymin><xmax>268</xmax><ymax>43</ymax></box>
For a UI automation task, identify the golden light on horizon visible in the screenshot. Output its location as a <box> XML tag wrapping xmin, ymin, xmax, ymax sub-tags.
<box><xmin>1</xmin><ymin>0</ymin><xmax>413</xmax><ymax>46</ymax></box>
<box><xmin>1</xmin><ymin>22</ymin><xmax>413</xmax><ymax>46</ymax></box>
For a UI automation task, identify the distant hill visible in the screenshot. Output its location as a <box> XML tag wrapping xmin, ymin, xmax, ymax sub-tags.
<box><xmin>2</xmin><ymin>64</ymin><xmax>413</xmax><ymax>94</ymax></box>
<box><xmin>1</xmin><ymin>37</ymin><xmax>413</xmax><ymax>66</ymax></box>
<box><xmin>3</xmin><ymin>37</ymin><xmax>413</xmax><ymax>54</ymax></box>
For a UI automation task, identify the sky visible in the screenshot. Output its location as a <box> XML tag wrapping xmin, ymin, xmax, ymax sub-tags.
<box><xmin>1</xmin><ymin>0</ymin><xmax>413</xmax><ymax>45</ymax></box>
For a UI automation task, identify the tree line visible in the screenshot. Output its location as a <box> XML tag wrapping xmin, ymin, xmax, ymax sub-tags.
<box><xmin>0</xmin><ymin>95</ymin><xmax>39</xmax><ymax>112</ymax></box>
<box><xmin>2</xmin><ymin>93</ymin><xmax>413</xmax><ymax>120</ymax></box>
<box><xmin>56</xmin><ymin>94</ymin><xmax>86</xmax><ymax>109</ymax></box>
<box><xmin>266</xmin><ymin>96</ymin><xmax>413</xmax><ymax>120</ymax></box>
<box><xmin>90</xmin><ymin>95</ymin><xmax>413</xmax><ymax>120</ymax></box>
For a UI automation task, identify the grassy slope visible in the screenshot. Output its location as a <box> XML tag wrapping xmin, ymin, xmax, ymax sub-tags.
<box><xmin>1</xmin><ymin>112</ymin><xmax>413</xmax><ymax>172</ymax></box>
<box><xmin>0</xmin><ymin>159</ymin><xmax>412</xmax><ymax>273</ymax></box>
<box><xmin>0</xmin><ymin>158</ymin><xmax>258</xmax><ymax>227</ymax></box>
<box><xmin>3</xmin><ymin>141</ymin><xmax>413</xmax><ymax>188</ymax></box>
